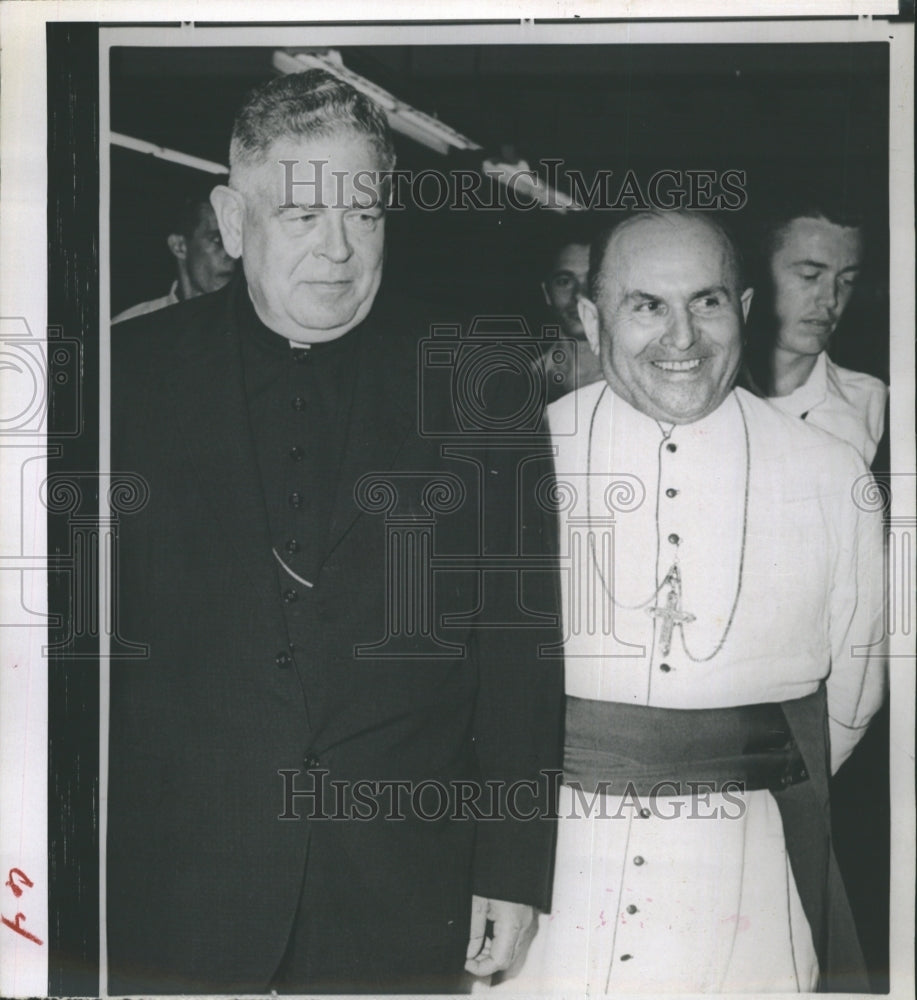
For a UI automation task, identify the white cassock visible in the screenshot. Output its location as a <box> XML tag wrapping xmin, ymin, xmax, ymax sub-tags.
<box><xmin>498</xmin><ymin>382</ymin><xmax>885</xmax><ymax>995</ymax></box>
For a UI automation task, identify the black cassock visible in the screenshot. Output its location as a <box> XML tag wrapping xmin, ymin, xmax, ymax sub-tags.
<box><xmin>108</xmin><ymin>278</ymin><xmax>563</xmax><ymax>994</ymax></box>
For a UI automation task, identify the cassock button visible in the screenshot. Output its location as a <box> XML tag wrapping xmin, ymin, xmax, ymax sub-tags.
<box><xmin>291</xmin><ymin>348</ymin><xmax>310</xmax><ymax>364</ymax></box>
<box><xmin>666</xmin><ymin>442</ymin><xmax>677</xmax><ymax>453</ymax></box>
<box><xmin>639</xmin><ymin>808</ymin><xmax>651</xmax><ymax>819</ymax></box>
<box><xmin>283</xmin><ymin>588</ymin><xmax>298</xmax><ymax>604</ymax></box>
<box><xmin>668</xmin><ymin>533</ymin><xmax>680</xmax><ymax>545</ymax></box>
<box><xmin>633</xmin><ymin>855</ymin><xmax>645</xmax><ymax>866</ymax></box>
<box><xmin>659</xmin><ymin>662</ymin><xmax>671</xmax><ymax>673</ymax></box>
<box><xmin>289</xmin><ymin>492</ymin><xmax>304</xmax><ymax>509</ymax></box>
<box><xmin>275</xmin><ymin>651</ymin><xmax>293</xmax><ymax>669</ymax></box>
<box><xmin>620</xmin><ymin>954</ymin><xmax>633</xmax><ymax>962</ymax></box>
<box><xmin>626</xmin><ymin>904</ymin><xmax>638</xmax><ymax>914</ymax></box>
<box><xmin>665</xmin><ymin>488</ymin><xmax>678</xmax><ymax>498</ymax></box>
<box><xmin>285</xmin><ymin>538</ymin><xmax>300</xmax><ymax>555</ymax></box>
<box><xmin>292</xmin><ymin>396</ymin><xmax>306</xmax><ymax>411</ymax></box>
<box><xmin>289</xmin><ymin>445</ymin><xmax>304</xmax><ymax>461</ymax></box>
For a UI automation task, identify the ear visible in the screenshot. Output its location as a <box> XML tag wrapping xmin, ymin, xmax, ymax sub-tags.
<box><xmin>210</xmin><ymin>185</ymin><xmax>245</xmax><ymax>260</ymax></box>
<box><xmin>578</xmin><ymin>296</ymin><xmax>601</xmax><ymax>357</ymax></box>
<box><xmin>166</xmin><ymin>234</ymin><xmax>187</xmax><ymax>261</ymax></box>
<box><xmin>740</xmin><ymin>287</ymin><xmax>754</xmax><ymax>324</ymax></box>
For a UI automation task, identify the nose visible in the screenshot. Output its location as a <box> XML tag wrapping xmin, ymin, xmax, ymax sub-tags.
<box><xmin>662</xmin><ymin>306</ymin><xmax>698</xmax><ymax>351</ymax></box>
<box><xmin>315</xmin><ymin>213</ymin><xmax>353</xmax><ymax>263</ymax></box>
<box><xmin>814</xmin><ymin>276</ymin><xmax>839</xmax><ymax>313</ymax></box>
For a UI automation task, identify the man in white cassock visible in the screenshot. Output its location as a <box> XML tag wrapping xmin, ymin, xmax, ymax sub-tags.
<box><xmin>501</xmin><ymin>210</ymin><xmax>885</xmax><ymax>994</ymax></box>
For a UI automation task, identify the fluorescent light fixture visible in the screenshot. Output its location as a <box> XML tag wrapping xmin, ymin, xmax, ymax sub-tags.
<box><xmin>110</xmin><ymin>132</ymin><xmax>228</xmax><ymax>175</ymax></box>
<box><xmin>274</xmin><ymin>49</ymin><xmax>482</xmax><ymax>155</ymax></box>
<box><xmin>482</xmin><ymin>159</ymin><xmax>581</xmax><ymax>212</ymax></box>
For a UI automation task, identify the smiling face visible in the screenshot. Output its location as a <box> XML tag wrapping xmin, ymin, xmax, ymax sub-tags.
<box><xmin>580</xmin><ymin>214</ymin><xmax>753</xmax><ymax>424</ymax></box>
<box><xmin>542</xmin><ymin>242</ymin><xmax>590</xmax><ymax>339</ymax></box>
<box><xmin>770</xmin><ymin>216</ymin><xmax>863</xmax><ymax>358</ymax></box>
<box><xmin>213</xmin><ymin>130</ymin><xmax>386</xmax><ymax>343</ymax></box>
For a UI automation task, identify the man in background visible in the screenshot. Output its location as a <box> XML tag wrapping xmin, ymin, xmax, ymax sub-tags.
<box><xmin>743</xmin><ymin>194</ymin><xmax>887</xmax><ymax>466</ymax></box>
<box><xmin>537</xmin><ymin>226</ymin><xmax>604</xmax><ymax>402</ymax></box>
<box><xmin>113</xmin><ymin>189</ymin><xmax>236</xmax><ymax>322</ymax></box>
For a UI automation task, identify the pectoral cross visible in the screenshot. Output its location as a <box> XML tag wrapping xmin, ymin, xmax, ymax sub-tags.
<box><xmin>647</xmin><ymin>564</ymin><xmax>695</xmax><ymax>656</ymax></box>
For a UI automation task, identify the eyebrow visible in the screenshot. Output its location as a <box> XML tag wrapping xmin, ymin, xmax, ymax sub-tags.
<box><xmin>622</xmin><ymin>286</ymin><xmax>732</xmax><ymax>303</ymax></box>
<box><xmin>790</xmin><ymin>258</ymin><xmax>861</xmax><ymax>273</ymax></box>
<box><xmin>277</xmin><ymin>198</ymin><xmax>383</xmax><ymax>213</ymax></box>
<box><xmin>691</xmin><ymin>284</ymin><xmax>733</xmax><ymax>300</ymax></box>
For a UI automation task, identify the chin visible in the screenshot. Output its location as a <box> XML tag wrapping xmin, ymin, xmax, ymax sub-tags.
<box><xmin>782</xmin><ymin>330</ymin><xmax>829</xmax><ymax>356</ymax></box>
<box><xmin>294</xmin><ymin>304</ymin><xmax>359</xmax><ymax>331</ymax></box>
<box><xmin>653</xmin><ymin>392</ymin><xmax>722</xmax><ymax>425</ymax></box>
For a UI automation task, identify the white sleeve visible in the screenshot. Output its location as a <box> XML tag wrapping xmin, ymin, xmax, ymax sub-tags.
<box><xmin>863</xmin><ymin>377</ymin><xmax>889</xmax><ymax>466</ymax></box>
<box><xmin>826</xmin><ymin>457</ymin><xmax>887</xmax><ymax>773</ymax></box>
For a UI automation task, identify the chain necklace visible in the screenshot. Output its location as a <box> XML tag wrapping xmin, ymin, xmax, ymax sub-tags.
<box><xmin>585</xmin><ymin>385</ymin><xmax>750</xmax><ymax>663</ymax></box>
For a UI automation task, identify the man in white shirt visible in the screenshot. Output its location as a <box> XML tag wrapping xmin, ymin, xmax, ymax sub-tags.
<box><xmin>113</xmin><ymin>194</ymin><xmax>236</xmax><ymax>323</ymax></box>
<box><xmin>744</xmin><ymin>200</ymin><xmax>887</xmax><ymax>464</ymax></box>
<box><xmin>503</xmin><ymin>209</ymin><xmax>885</xmax><ymax>994</ymax></box>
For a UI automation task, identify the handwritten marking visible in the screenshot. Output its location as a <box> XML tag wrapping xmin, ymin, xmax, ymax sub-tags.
<box><xmin>1</xmin><ymin>912</ymin><xmax>42</xmax><ymax>945</ymax></box>
<box><xmin>3</xmin><ymin>868</ymin><xmax>42</xmax><ymax>945</ymax></box>
<box><xmin>5</xmin><ymin>869</ymin><xmax>33</xmax><ymax>898</ymax></box>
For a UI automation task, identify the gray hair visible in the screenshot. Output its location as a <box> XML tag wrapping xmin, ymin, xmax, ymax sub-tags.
<box><xmin>229</xmin><ymin>68</ymin><xmax>396</xmax><ymax>179</ymax></box>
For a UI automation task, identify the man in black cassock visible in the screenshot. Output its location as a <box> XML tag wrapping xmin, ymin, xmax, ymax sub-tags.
<box><xmin>107</xmin><ymin>68</ymin><xmax>562</xmax><ymax>994</ymax></box>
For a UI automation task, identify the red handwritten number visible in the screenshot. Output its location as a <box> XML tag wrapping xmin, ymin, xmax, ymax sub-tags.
<box><xmin>3</xmin><ymin>868</ymin><xmax>42</xmax><ymax>945</ymax></box>
<box><xmin>1</xmin><ymin>912</ymin><xmax>43</xmax><ymax>946</ymax></box>
<box><xmin>5</xmin><ymin>868</ymin><xmax>33</xmax><ymax>899</ymax></box>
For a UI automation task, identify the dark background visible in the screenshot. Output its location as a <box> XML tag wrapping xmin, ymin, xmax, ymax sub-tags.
<box><xmin>109</xmin><ymin>42</ymin><xmax>889</xmax><ymax>382</ymax></box>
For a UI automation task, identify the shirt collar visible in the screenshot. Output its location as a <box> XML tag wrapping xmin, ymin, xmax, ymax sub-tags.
<box><xmin>774</xmin><ymin>351</ymin><xmax>828</xmax><ymax>417</ymax></box>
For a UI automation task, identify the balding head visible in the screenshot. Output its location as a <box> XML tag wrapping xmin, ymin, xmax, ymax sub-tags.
<box><xmin>589</xmin><ymin>210</ymin><xmax>746</xmax><ymax>305</ymax></box>
<box><xmin>579</xmin><ymin>210</ymin><xmax>754</xmax><ymax>424</ymax></box>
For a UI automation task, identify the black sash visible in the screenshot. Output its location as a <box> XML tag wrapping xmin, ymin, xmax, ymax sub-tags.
<box><xmin>563</xmin><ymin>693</ymin><xmax>813</xmax><ymax>796</ymax></box>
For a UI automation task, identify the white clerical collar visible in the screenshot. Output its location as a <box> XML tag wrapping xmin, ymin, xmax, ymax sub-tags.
<box><xmin>600</xmin><ymin>384</ymin><xmax>740</xmax><ymax>447</ymax></box>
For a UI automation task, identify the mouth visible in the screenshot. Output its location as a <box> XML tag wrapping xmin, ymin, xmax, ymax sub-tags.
<box><xmin>302</xmin><ymin>279</ymin><xmax>354</xmax><ymax>295</ymax></box>
<box><xmin>802</xmin><ymin>317</ymin><xmax>834</xmax><ymax>329</ymax></box>
<box><xmin>651</xmin><ymin>358</ymin><xmax>705</xmax><ymax>373</ymax></box>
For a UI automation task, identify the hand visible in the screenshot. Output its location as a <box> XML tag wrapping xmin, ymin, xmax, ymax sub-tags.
<box><xmin>464</xmin><ymin>894</ymin><xmax>536</xmax><ymax>977</ymax></box>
